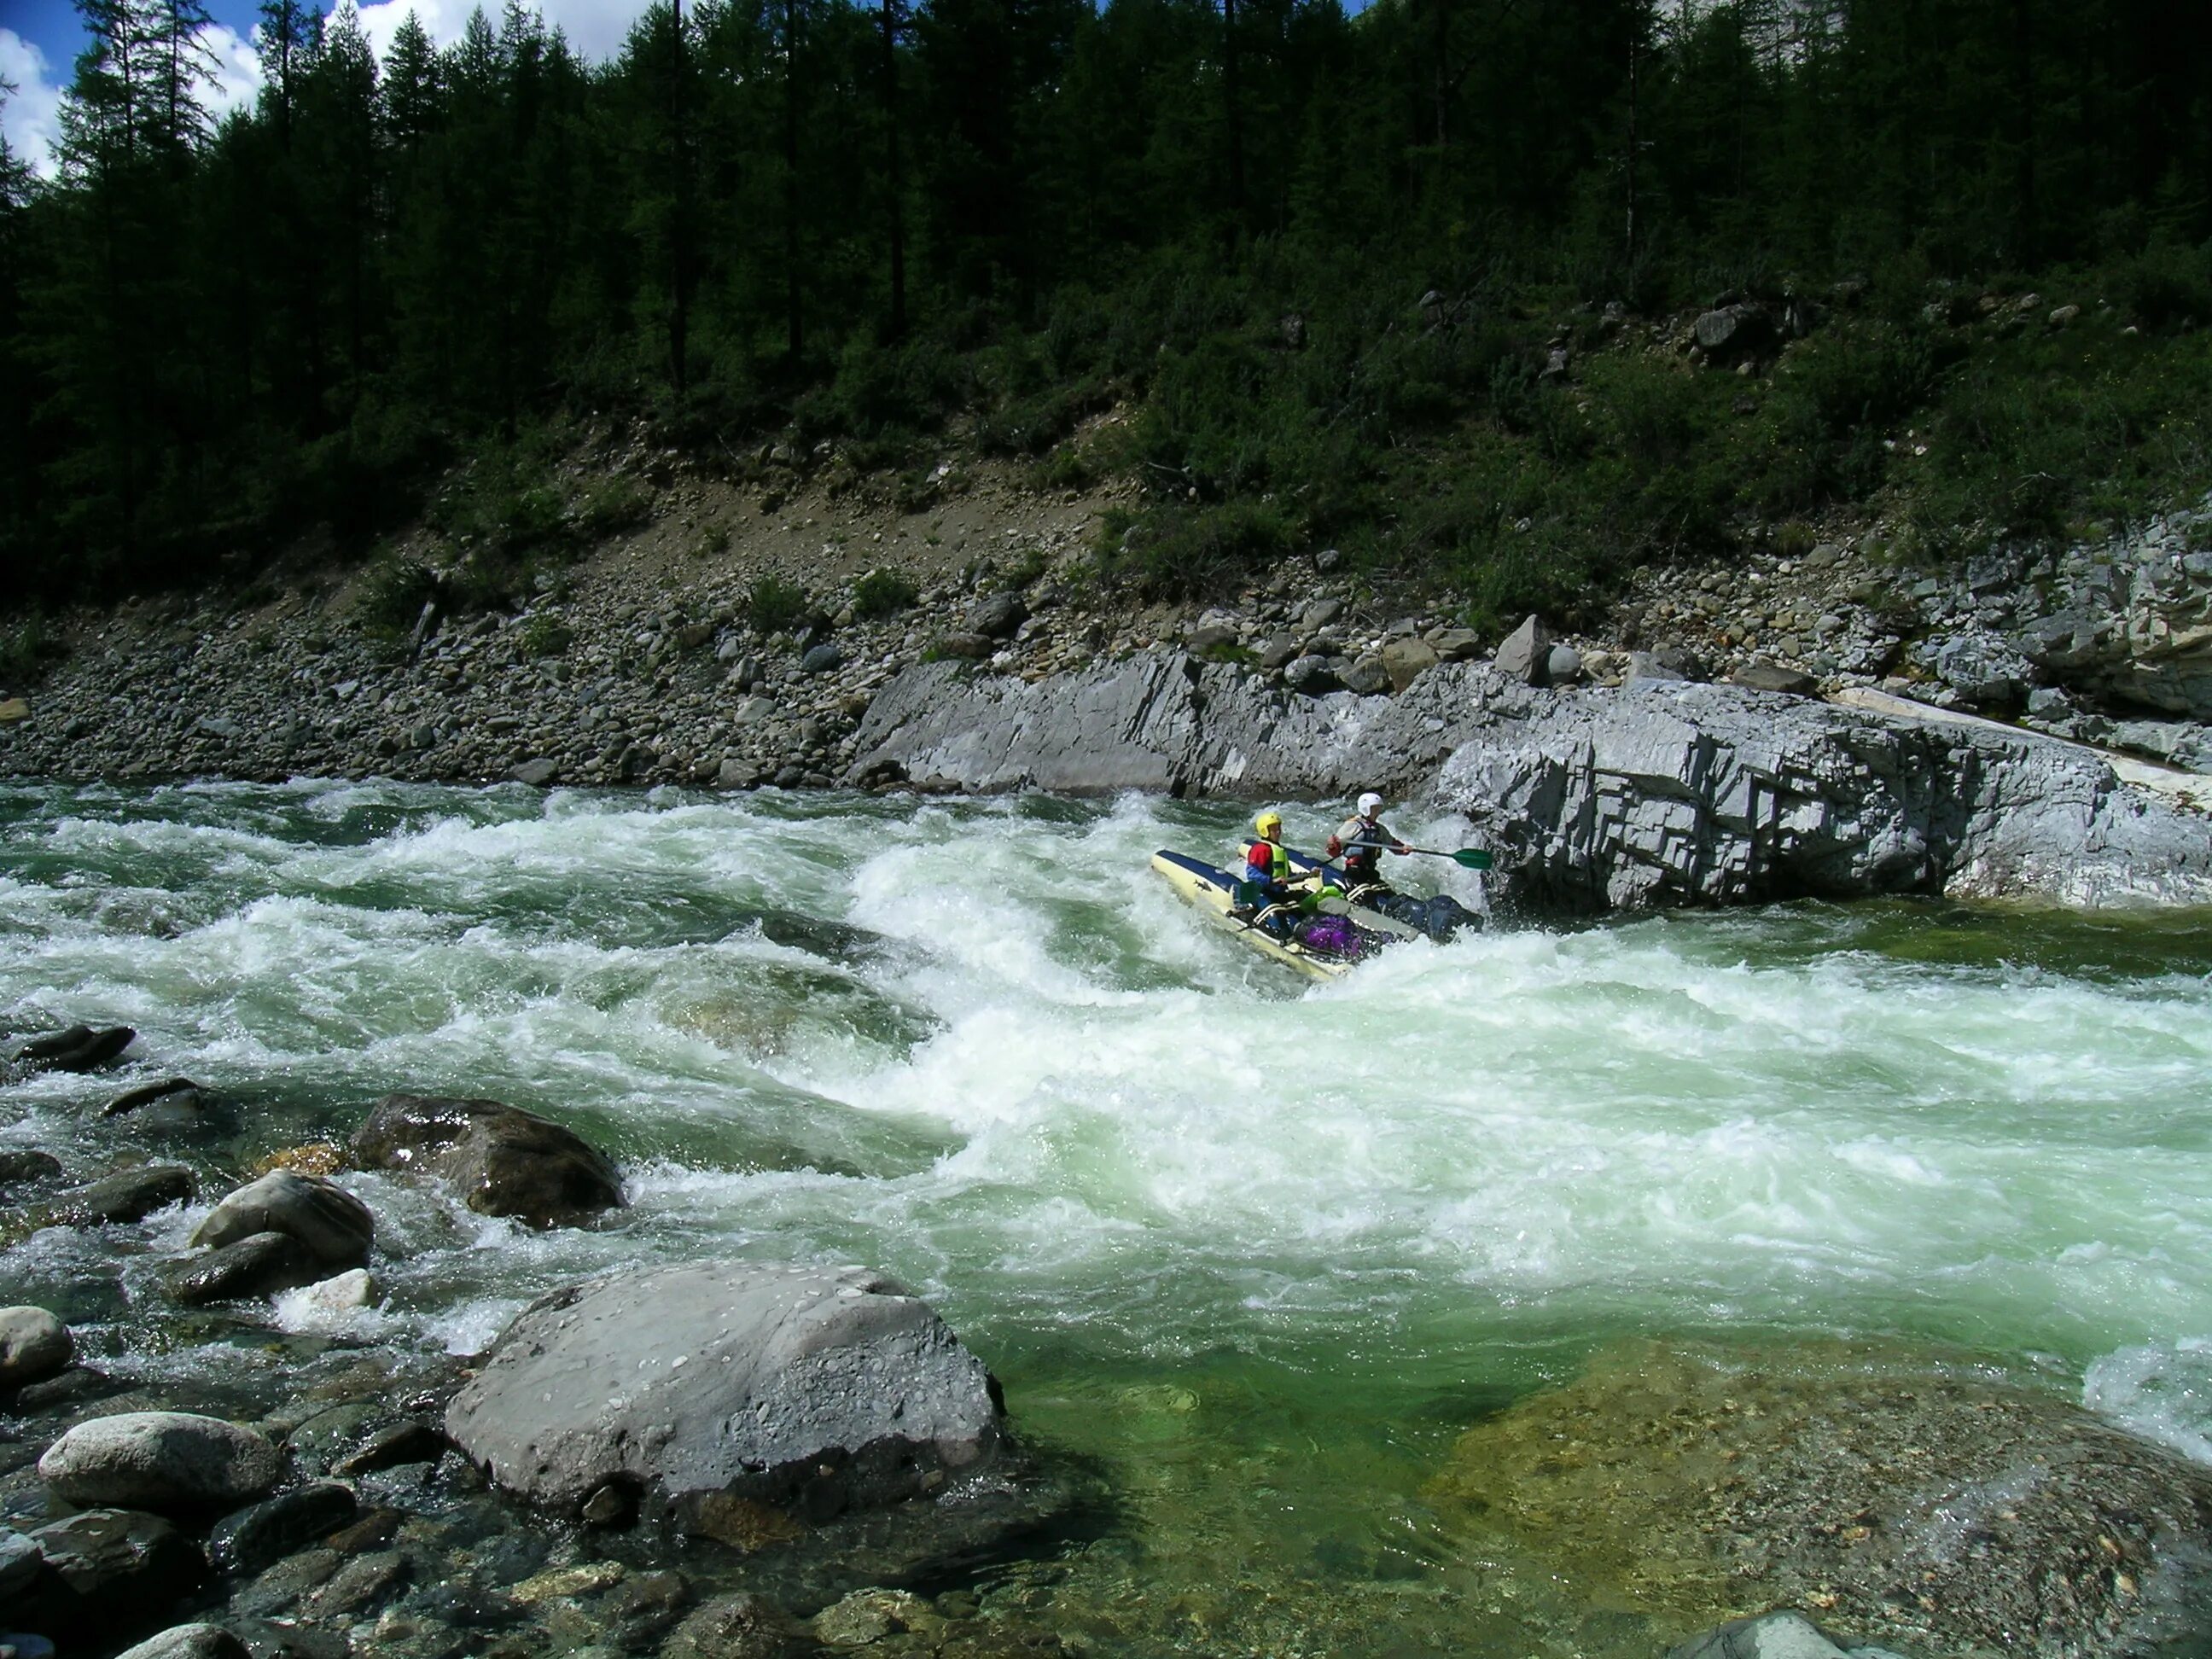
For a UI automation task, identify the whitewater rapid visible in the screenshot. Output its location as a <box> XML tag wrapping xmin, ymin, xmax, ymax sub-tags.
<box><xmin>4</xmin><ymin>777</ymin><xmax>2211</xmax><ymax>1485</ymax></box>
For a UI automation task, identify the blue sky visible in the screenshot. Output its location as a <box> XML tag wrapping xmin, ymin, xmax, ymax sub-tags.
<box><xmin>1</xmin><ymin>0</ymin><xmax>653</xmax><ymax>173</ymax></box>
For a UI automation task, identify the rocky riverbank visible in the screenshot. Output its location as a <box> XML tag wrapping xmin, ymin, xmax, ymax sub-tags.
<box><xmin>2</xmin><ymin>1038</ymin><xmax>1087</xmax><ymax>1659</ymax></box>
<box><xmin>0</xmin><ymin>457</ymin><xmax>2207</xmax><ymax>910</ymax></box>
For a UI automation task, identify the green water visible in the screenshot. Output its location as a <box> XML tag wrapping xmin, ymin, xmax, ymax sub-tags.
<box><xmin>3</xmin><ymin>780</ymin><xmax>2210</xmax><ymax>1653</ymax></box>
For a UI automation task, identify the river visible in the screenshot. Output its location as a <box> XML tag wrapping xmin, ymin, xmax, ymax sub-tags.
<box><xmin>4</xmin><ymin>779</ymin><xmax>2211</xmax><ymax>1654</ymax></box>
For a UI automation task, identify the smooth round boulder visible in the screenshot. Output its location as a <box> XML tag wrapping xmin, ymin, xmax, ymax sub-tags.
<box><xmin>113</xmin><ymin>1625</ymin><xmax>252</xmax><ymax>1659</ymax></box>
<box><xmin>38</xmin><ymin>1412</ymin><xmax>285</xmax><ymax>1511</ymax></box>
<box><xmin>189</xmin><ymin>1169</ymin><xmax>373</xmax><ymax>1266</ymax></box>
<box><xmin>0</xmin><ymin>1306</ymin><xmax>73</xmax><ymax>1388</ymax></box>
<box><xmin>445</xmin><ymin>1261</ymin><xmax>1004</xmax><ymax>1522</ymax></box>
<box><xmin>351</xmin><ymin>1093</ymin><xmax>623</xmax><ymax>1228</ymax></box>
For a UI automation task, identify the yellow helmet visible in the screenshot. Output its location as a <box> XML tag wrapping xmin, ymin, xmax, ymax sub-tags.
<box><xmin>1254</xmin><ymin>810</ymin><xmax>1283</xmax><ymax>837</ymax></box>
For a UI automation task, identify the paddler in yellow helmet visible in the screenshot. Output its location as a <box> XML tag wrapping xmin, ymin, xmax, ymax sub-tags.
<box><xmin>1243</xmin><ymin>810</ymin><xmax>1295</xmax><ymax>906</ymax></box>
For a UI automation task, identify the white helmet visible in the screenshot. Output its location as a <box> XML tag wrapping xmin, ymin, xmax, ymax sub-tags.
<box><xmin>1358</xmin><ymin>792</ymin><xmax>1384</xmax><ymax>817</ymax></box>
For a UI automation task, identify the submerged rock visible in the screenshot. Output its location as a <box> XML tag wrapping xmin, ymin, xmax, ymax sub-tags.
<box><xmin>351</xmin><ymin>1093</ymin><xmax>624</xmax><ymax>1227</ymax></box>
<box><xmin>10</xmin><ymin>1023</ymin><xmax>136</xmax><ymax>1073</ymax></box>
<box><xmin>38</xmin><ymin>1411</ymin><xmax>286</xmax><ymax>1511</ymax></box>
<box><xmin>1667</xmin><ymin>1610</ymin><xmax>1904</xmax><ymax>1659</ymax></box>
<box><xmin>102</xmin><ymin>1077</ymin><xmax>207</xmax><ymax>1121</ymax></box>
<box><xmin>18</xmin><ymin>1508</ymin><xmax>208</xmax><ymax>1643</ymax></box>
<box><xmin>0</xmin><ymin>1148</ymin><xmax>65</xmax><ymax>1196</ymax></box>
<box><xmin>207</xmin><ymin>1481</ymin><xmax>359</xmax><ymax>1578</ymax></box>
<box><xmin>1431</xmin><ymin>1337</ymin><xmax>2212</xmax><ymax>1657</ymax></box>
<box><xmin>445</xmin><ymin>1260</ymin><xmax>1005</xmax><ymax>1524</ymax></box>
<box><xmin>49</xmin><ymin>1165</ymin><xmax>196</xmax><ymax>1226</ymax></box>
<box><xmin>161</xmin><ymin>1231</ymin><xmax>323</xmax><ymax>1306</ymax></box>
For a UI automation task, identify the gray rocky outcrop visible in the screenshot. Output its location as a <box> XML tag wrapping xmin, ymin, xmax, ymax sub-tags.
<box><xmin>189</xmin><ymin>1169</ymin><xmax>374</xmax><ymax>1266</ymax></box>
<box><xmin>350</xmin><ymin>1093</ymin><xmax>623</xmax><ymax>1227</ymax></box>
<box><xmin>38</xmin><ymin>1412</ymin><xmax>286</xmax><ymax>1511</ymax></box>
<box><xmin>0</xmin><ymin>1305</ymin><xmax>73</xmax><ymax>1387</ymax></box>
<box><xmin>445</xmin><ymin>1260</ymin><xmax>1005</xmax><ymax>1524</ymax></box>
<box><xmin>1493</xmin><ymin>614</ymin><xmax>1552</xmax><ymax>684</ymax></box>
<box><xmin>846</xmin><ymin>655</ymin><xmax>2212</xmax><ymax>912</ymax></box>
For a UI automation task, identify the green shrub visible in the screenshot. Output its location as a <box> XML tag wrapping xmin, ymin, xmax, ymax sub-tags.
<box><xmin>1099</xmin><ymin>499</ymin><xmax>1294</xmax><ymax>598</ymax></box>
<box><xmin>518</xmin><ymin>612</ymin><xmax>574</xmax><ymax>657</ymax></box>
<box><xmin>574</xmin><ymin>478</ymin><xmax>653</xmax><ymax>539</ymax></box>
<box><xmin>851</xmin><ymin>568</ymin><xmax>919</xmax><ymax>619</ymax></box>
<box><xmin>354</xmin><ymin>557</ymin><xmax>439</xmax><ymax>635</ymax></box>
<box><xmin>0</xmin><ymin>611</ymin><xmax>54</xmax><ymax>686</ymax></box>
<box><xmin>745</xmin><ymin>574</ymin><xmax>812</xmax><ymax>635</ymax></box>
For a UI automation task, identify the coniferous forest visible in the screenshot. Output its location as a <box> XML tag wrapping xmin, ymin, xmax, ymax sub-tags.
<box><xmin>2</xmin><ymin>0</ymin><xmax>2209</xmax><ymax>618</ymax></box>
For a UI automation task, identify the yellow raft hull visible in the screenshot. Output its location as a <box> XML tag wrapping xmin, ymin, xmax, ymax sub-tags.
<box><xmin>1150</xmin><ymin>849</ymin><xmax>1353</xmax><ymax>981</ymax></box>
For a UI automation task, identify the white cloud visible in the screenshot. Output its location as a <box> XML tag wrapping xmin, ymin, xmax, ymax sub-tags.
<box><xmin>205</xmin><ymin>24</ymin><xmax>263</xmax><ymax>122</ymax></box>
<box><xmin>0</xmin><ymin>28</ymin><xmax>67</xmax><ymax>179</ymax></box>
<box><xmin>0</xmin><ymin>22</ymin><xmax>260</xmax><ymax>177</ymax></box>
<box><xmin>355</xmin><ymin>0</ymin><xmax>647</xmax><ymax>65</ymax></box>
<box><xmin>1</xmin><ymin>0</ymin><xmax>647</xmax><ymax>178</ymax></box>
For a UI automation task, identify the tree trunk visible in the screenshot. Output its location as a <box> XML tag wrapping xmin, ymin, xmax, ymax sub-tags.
<box><xmin>881</xmin><ymin>0</ymin><xmax>905</xmax><ymax>341</ymax></box>
<box><xmin>783</xmin><ymin>0</ymin><xmax>803</xmax><ymax>364</ymax></box>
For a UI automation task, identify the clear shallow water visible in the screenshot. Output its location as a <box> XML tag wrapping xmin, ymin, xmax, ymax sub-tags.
<box><xmin>4</xmin><ymin>780</ymin><xmax>2212</xmax><ymax>1652</ymax></box>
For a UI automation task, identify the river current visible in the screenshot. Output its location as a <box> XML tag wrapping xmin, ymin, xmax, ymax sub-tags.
<box><xmin>4</xmin><ymin>779</ymin><xmax>2211</xmax><ymax>1653</ymax></box>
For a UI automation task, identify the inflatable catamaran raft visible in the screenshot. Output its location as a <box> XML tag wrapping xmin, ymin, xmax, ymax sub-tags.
<box><xmin>1149</xmin><ymin>846</ymin><xmax>1483</xmax><ymax>981</ymax></box>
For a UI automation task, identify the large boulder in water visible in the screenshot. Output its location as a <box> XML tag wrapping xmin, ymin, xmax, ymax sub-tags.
<box><xmin>445</xmin><ymin>1260</ymin><xmax>1006</xmax><ymax>1524</ymax></box>
<box><xmin>38</xmin><ymin>1412</ymin><xmax>285</xmax><ymax>1511</ymax></box>
<box><xmin>189</xmin><ymin>1169</ymin><xmax>373</xmax><ymax>1266</ymax></box>
<box><xmin>1432</xmin><ymin>1337</ymin><xmax>2212</xmax><ymax>1656</ymax></box>
<box><xmin>350</xmin><ymin>1093</ymin><xmax>623</xmax><ymax>1228</ymax></box>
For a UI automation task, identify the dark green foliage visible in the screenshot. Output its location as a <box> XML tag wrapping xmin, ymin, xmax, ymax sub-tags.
<box><xmin>0</xmin><ymin>612</ymin><xmax>55</xmax><ymax>687</ymax></box>
<box><xmin>574</xmin><ymin>479</ymin><xmax>654</xmax><ymax>539</ymax></box>
<box><xmin>1</xmin><ymin>0</ymin><xmax>2207</xmax><ymax>610</ymax></box>
<box><xmin>745</xmin><ymin>573</ymin><xmax>812</xmax><ymax>634</ymax></box>
<box><xmin>1099</xmin><ymin>499</ymin><xmax>1295</xmax><ymax>598</ymax></box>
<box><xmin>354</xmin><ymin>556</ymin><xmax>439</xmax><ymax>635</ymax></box>
<box><xmin>851</xmin><ymin>567</ymin><xmax>920</xmax><ymax>617</ymax></box>
<box><xmin>517</xmin><ymin>611</ymin><xmax>574</xmax><ymax>656</ymax></box>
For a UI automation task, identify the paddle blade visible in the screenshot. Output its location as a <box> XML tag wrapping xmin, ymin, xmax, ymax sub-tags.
<box><xmin>1450</xmin><ymin>849</ymin><xmax>1494</xmax><ymax>870</ymax></box>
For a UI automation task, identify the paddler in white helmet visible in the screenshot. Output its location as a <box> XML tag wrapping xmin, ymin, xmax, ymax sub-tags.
<box><xmin>1324</xmin><ymin>792</ymin><xmax>1412</xmax><ymax>888</ymax></box>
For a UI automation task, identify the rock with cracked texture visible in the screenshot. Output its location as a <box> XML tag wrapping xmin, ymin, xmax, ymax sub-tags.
<box><xmin>445</xmin><ymin>1260</ymin><xmax>1004</xmax><ymax>1523</ymax></box>
<box><xmin>844</xmin><ymin>655</ymin><xmax>2212</xmax><ymax>914</ymax></box>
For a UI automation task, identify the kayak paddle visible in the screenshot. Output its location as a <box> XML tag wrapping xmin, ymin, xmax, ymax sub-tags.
<box><xmin>1404</xmin><ymin>846</ymin><xmax>1495</xmax><ymax>870</ymax></box>
<box><xmin>1319</xmin><ymin>840</ymin><xmax>1495</xmax><ymax>872</ymax></box>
